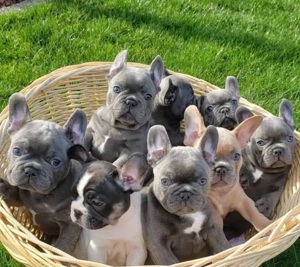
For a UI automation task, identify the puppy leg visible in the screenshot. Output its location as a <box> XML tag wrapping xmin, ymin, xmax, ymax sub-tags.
<box><xmin>236</xmin><ymin>194</ymin><xmax>272</xmax><ymax>231</ymax></box>
<box><xmin>255</xmin><ymin>190</ymin><xmax>282</xmax><ymax>218</ymax></box>
<box><xmin>126</xmin><ymin>245</ymin><xmax>147</xmax><ymax>266</ymax></box>
<box><xmin>0</xmin><ymin>178</ymin><xmax>23</xmax><ymax>207</ymax></box>
<box><xmin>88</xmin><ymin>247</ymin><xmax>107</xmax><ymax>264</ymax></box>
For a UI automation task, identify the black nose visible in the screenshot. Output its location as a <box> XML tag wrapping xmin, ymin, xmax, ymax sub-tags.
<box><xmin>74</xmin><ymin>209</ymin><xmax>82</xmax><ymax>219</ymax></box>
<box><xmin>215</xmin><ymin>166</ymin><xmax>228</xmax><ymax>176</ymax></box>
<box><xmin>220</xmin><ymin>107</ymin><xmax>230</xmax><ymax>115</ymax></box>
<box><xmin>24</xmin><ymin>167</ymin><xmax>38</xmax><ymax>179</ymax></box>
<box><xmin>125</xmin><ymin>98</ymin><xmax>137</xmax><ymax>107</ymax></box>
<box><xmin>273</xmin><ymin>148</ymin><xmax>283</xmax><ymax>156</ymax></box>
<box><xmin>179</xmin><ymin>191</ymin><xmax>192</xmax><ymax>201</ymax></box>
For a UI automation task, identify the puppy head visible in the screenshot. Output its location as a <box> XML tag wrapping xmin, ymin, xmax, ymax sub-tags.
<box><xmin>248</xmin><ymin>99</ymin><xmax>296</xmax><ymax>169</ymax></box>
<box><xmin>6</xmin><ymin>93</ymin><xmax>87</xmax><ymax>194</ymax></box>
<box><xmin>147</xmin><ymin>124</ymin><xmax>218</xmax><ymax>215</ymax></box>
<box><xmin>106</xmin><ymin>50</ymin><xmax>164</xmax><ymax>130</ymax></box>
<box><xmin>156</xmin><ymin>74</ymin><xmax>195</xmax><ymax>120</ymax></box>
<box><xmin>197</xmin><ymin>76</ymin><xmax>240</xmax><ymax>130</ymax></box>
<box><xmin>69</xmin><ymin>146</ymin><xmax>150</xmax><ymax>229</ymax></box>
<box><xmin>184</xmin><ymin>105</ymin><xmax>262</xmax><ymax>187</ymax></box>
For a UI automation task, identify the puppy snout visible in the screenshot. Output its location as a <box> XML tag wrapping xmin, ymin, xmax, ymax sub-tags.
<box><xmin>125</xmin><ymin>97</ymin><xmax>138</xmax><ymax>107</ymax></box>
<box><xmin>220</xmin><ymin>107</ymin><xmax>230</xmax><ymax>115</ymax></box>
<box><xmin>273</xmin><ymin>148</ymin><xmax>283</xmax><ymax>157</ymax></box>
<box><xmin>24</xmin><ymin>167</ymin><xmax>39</xmax><ymax>179</ymax></box>
<box><xmin>74</xmin><ymin>209</ymin><xmax>83</xmax><ymax>219</ymax></box>
<box><xmin>179</xmin><ymin>191</ymin><xmax>192</xmax><ymax>201</ymax></box>
<box><xmin>215</xmin><ymin>166</ymin><xmax>228</xmax><ymax>176</ymax></box>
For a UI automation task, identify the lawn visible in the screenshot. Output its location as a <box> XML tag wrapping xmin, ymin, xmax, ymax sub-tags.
<box><xmin>0</xmin><ymin>0</ymin><xmax>299</xmax><ymax>266</ymax></box>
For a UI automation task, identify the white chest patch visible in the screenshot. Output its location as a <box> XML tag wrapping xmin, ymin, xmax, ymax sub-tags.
<box><xmin>99</xmin><ymin>135</ymin><xmax>110</xmax><ymax>154</ymax></box>
<box><xmin>252</xmin><ymin>168</ymin><xmax>263</xmax><ymax>183</ymax></box>
<box><xmin>183</xmin><ymin>211</ymin><xmax>206</xmax><ymax>235</ymax></box>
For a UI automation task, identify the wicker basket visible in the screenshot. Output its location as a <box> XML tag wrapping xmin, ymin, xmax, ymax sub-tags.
<box><xmin>0</xmin><ymin>62</ymin><xmax>300</xmax><ymax>267</ymax></box>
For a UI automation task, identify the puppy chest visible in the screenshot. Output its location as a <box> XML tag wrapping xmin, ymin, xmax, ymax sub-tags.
<box><xmin>182</xmin><ymin>211</ymin><xmax>206</xmax><ymax>236</ymax></box>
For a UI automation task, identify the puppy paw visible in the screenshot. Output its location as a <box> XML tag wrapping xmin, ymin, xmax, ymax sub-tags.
<box><xmin>0</xmin><ymin>178</ymin><xmax>22</xmax><ymax>206</ymax></box>
<box><xmin>255</xmin><ymin>198</ymin><xmax>274</xmax><ymax>218</ymax></box>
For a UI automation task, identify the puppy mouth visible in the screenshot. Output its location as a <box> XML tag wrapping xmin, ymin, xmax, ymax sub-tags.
<box><xmin>220</xmin><ymin>117</ymin><xmax>236</xmax><ymax>129</ymax></box>
<box><xmin>117</xmin><ymin>112</ymin><xmax>138</xmax><ymax>125</ymax></box>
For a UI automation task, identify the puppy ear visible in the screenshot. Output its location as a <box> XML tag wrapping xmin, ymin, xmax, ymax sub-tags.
<box><xmin>235</xmin><ymin>105</ymin><xmax>254</xmax><ymax>124</ymax></box>
<box><xmin>64</xmin><ymin>109</ymin><xmax>87</xmax><ymax>145</ymax></box>
<box><xmin>8</xmin><ymin>93</ymin><xmax>32</xmax><ymax>134</ymax></box>
<box><xmin>225</xmin><ymin>76</ymin><xmax>240</xmax><ymax>98</ymax></box>
<box><xmin>117</xmin><ymin>153</ymin><xmax>151</xmax><ymax>191</ymax></box>
<box><xmin>279</xmin><ymin>99</ymin><xmax>295</xmax><ymax>130</ymax></box>
<box><xmin>163</xmin><ymin>68</ymin><xmax>172</xmax><ymax>78</ymax></box>
<box><xmin>107</xmin><ymin>50</ymin><xmax>128</xmax><ymax>80</ymax></box>
<box><xmin>199</xmin><ymin>125</ymin><xmax>218</xmax><ymax>167</ymax></box>
<box><xmin>149</xmin><ymin>55</ymin><xmax>164</xmax><ymax>92</ymax></box>
<box><xmin>67</xmin><ymin>144</ymin><xmax>93</xmax><ymax>163</ymax></box>
<box><xmin>163</xmin><ymin>78</ymin><xmax>178</xmax><ymax>105</ymax></box>
<box><xmin>184</xmin><ymin>105</ymin><xmax>206</xmax><ymax>147</ymax></box>
<box><xmin>233</xmin><ymin>115</ymin><xmax>263</xmax><ymax>149</ymax></box>
<box><xmin>147</xmin><ymin>125</ymin><xmax>172</xmax><ymax>165</ymax></box>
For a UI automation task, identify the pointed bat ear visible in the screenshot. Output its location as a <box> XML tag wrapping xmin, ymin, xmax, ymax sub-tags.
<box><xmin>64</xmin><ymin>109</ymin><xmax>87</xmax><ymax>145</ymax></box>
<box><xmin>149</xmin><ymin>55</ymin><xmax>164</xmax><ymax>92</ymax></box>
<box><xmin>199</xmin><ymin>125</ymin><xmax>219</xmax><ymax>167</ymax></box>
<box><xmin>184</xmin><ymin>105</ymin><xmax>206</xmax><ymax>147</ymax></box>
<box><xmin>279</xmin><ymin>99</ymin><xmax>295</xmax><ymax>130</ymax></box>
<box><xmin>225</xmin><ymin>76</ymin><xmax>240</xmax><ymax>98</ymax></box>
<box><xmin>8</xmin><ymin>93</ymin><xmax>32</xmax><ymax>134</ymax></box>
<box><xmin>147</xmin><ymin>125</ymin><xmax>172</xmax><ymax>166</ymax></box>
<box><xmin>67</xmin><ymin>144</ymin><xmax>94</xmax><ymax>163</ymax></box>
<box><xmin>233</xmin><ymin>115</ymin><xmax>263</xmax><ymax>149</ymax></box>
<box><xmin>107</xmin><ymin>50</ymin><xmax>128</xmax><ymax>80</ymax></box>
<box><xmin>117</xmin><ymin>153</ymin><xmax>151</xmax><ymax>192</ymax></box>
<box><xmin>235</xmin><ymin>105</ymin><xmax>254</xmax><ymax>124</ymax></box>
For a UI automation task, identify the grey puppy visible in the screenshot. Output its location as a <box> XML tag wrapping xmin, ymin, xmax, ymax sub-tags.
<box><xmin>224</xmin><ymin>99</ymin><xmax>296</xmax><ymax>239</ymax></box>
<box><xmin>197</xmin><ymin>76</ymin><xmax>240</xmax><ymax>130</ymax></box>
<box><xmin>150</xmin><ymin>70</ymin><xmax>195</xmax><ymax>146</ymax></box>
<box><xmin>0</xmin><ymin>93</ymin><xmax>87</xmax><ymax>254</ymax></box>
<box><xmin>142</xmin><ymin>125</ymin><xmax>231</xmax><ymax>265</ymax></box>
<box><xmin>84</xmin><ymin>50</ymin><xmax>164</xmax><ymax>167</ymax></box>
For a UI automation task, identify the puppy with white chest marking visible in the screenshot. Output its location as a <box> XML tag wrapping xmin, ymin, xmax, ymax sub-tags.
<box><xmin>142</xmin><ymin>124</ymin><xmax>231</xmax><ymax>265</ymax></box>
<box><xmin>0</xmin><ymin>93</ymin><xmax>87</xmax><ymax>254</ymax></box>
<box><xmin>68</xmin><ymin>145</ymin><xmax>150</xmax><ymax>265</ymax></box>
<box><xmin>184</xmin><ymin>105</ymin><xmax>272</xmax><ymax>235</ymax></box>
<box><xmin>224</xmin><ymin>100</ymin><xmax>296</xmax><ymax>239</ymax></box>
<box><xmin>196</xmin><ymin>76</ymin><xmax>240</xmax><ymax>130</ymax></box>
<box><xmin>150</xmin><ymin>69</ymin><xmax>195</xmax><ymax>146</ymax></box>
<box><xmin>84</xmin><ymin>50</ymin><xmax>164</xmax><ymax>167</ymax></box>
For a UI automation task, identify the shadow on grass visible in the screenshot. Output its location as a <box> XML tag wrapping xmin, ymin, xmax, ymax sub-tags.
<box><xmin>53</xmin><ymin>0</ymin><xmax>299</xmax><ymax>65</ymax></box>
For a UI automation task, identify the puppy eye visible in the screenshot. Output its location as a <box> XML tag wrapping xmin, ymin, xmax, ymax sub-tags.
<box><xmin>161</xmin><ymin>178</ymin><xmax>172</xmax><ymax>186</ymax></box>
<box><xmin>198</xmin><ymin>178</ymin><xmax>207</xmax><ymax>186</ymax></box>
<box><xmin>144</xmin><ymin>93</ymin><xmax>152</xmax><ymax>101</ymax></box>
<box><xmin>113</xmin><ymin>86</ymin><xmax>121</xmax><ymax>93</ymax></box>
<box><xmin>50</xmin><ymin>158</ymin><xmax>62</xmax><ymax>167</ymax></box>
<box><xmin>206</xmin><ymin>105</ymin><xmax>213</xmax><ymax>113</ymax></box>
<box><xmin>233</xmin><ymin>153</ymin><xmax>241</xmax><ymax>161</ymax></box>
<box><xmin>92</xmin><ymin>199</ymin><xmax>105</xmax><ymax>207</ymax></box>
<box><xmin>12</xmin><ymin>147</ymin><xmax>22</xmax><ymax>156</ymax></box>
<box><xmin>287</xmin><ymin>135</ymin><xmax>293</xmax><ymax>142</ymax></box>
<box><xmin>231</xmin><ymin>99</ymin><xmax>238</xmax><ymax>106</ymax></box>
<box><xmin>257</xmin><ymin>140</ymin><xmax>265</xmax><ymax>146</ymax></box>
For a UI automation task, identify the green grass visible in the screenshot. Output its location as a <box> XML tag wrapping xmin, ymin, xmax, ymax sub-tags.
<box><xmin>0</xmin><ymin>0</ymin><xmax>299</xmax><ymax>266</ymax></box>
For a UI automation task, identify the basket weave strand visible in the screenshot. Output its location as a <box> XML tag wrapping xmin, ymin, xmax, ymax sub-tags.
<box><xmin>0</xmin><ymin>62</ymin><xmax>299</xmax><ymax>267</ymax></box>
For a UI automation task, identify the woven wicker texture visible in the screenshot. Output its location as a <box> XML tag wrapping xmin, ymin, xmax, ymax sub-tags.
<box><xmin>0</xmin><ymin>62</ymin><xmax>299</xmax><ymax>267</ymax></box>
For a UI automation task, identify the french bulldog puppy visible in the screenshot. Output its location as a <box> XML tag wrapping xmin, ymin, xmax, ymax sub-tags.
<box><xmin>150</xmin><ymin>70</ymin><xmax>195</xmax><ymax>146</ymax></box>
<box><xmin>142</xmin><ymin>124</ymin><xmax>231</xmax><ymax>265</ymax></box>
<box><xmin>68</xmin><ymin>145</ymin><xmax>150</xmax><ymax>265</ymax></box>
<box><xmin>2</xmin><ymin>93</ymin><xmax>87</xmax><ymax>254</ymax></box>
<box><xmin>197</xmin><ymin>76</ymin><xmax>240</xmax><ymax>130</ymax></box>
<box><xmin>84</xmin><ymin>50</ymin><xmax>164</xmax><ymax>167</ymax></box>
<box><xmin>184</xmin><ymin>105</ymin><xmax>272</xmax><ymax>233</ymax></box>
<box><xmin>224</xmin><ymin>99</ymin><xmax>296</xmax><ymax>239</ymax></box>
